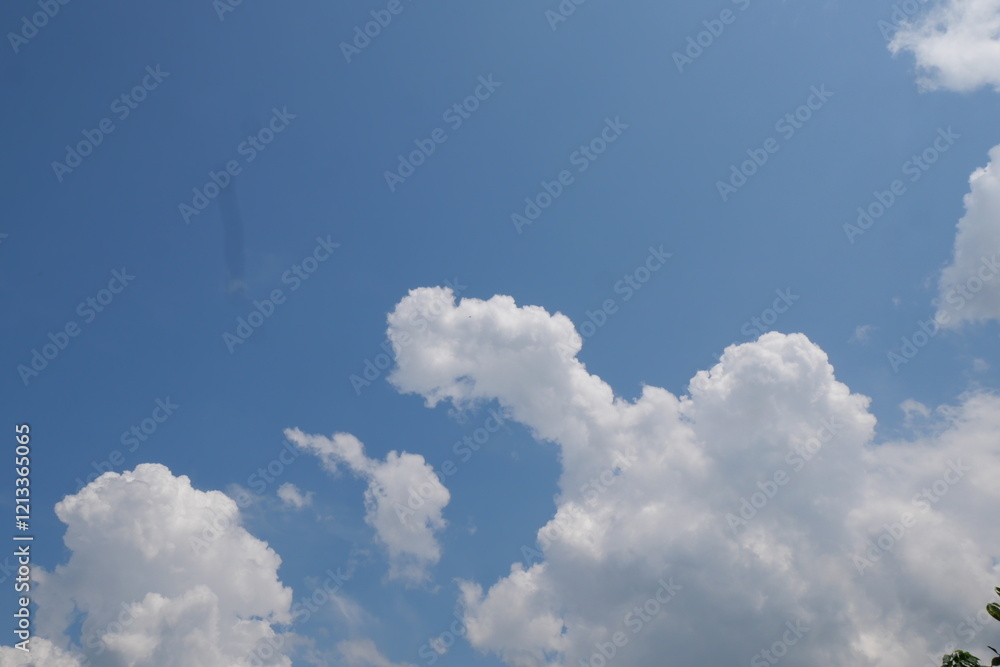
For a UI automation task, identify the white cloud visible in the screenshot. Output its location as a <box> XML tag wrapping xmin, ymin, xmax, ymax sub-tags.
<box><xmin>386</xmin><ymin>286</ymin><xmax>1000</xmax><ymax>667</ymax></box>
<box><xmin>337</xmin><ymin>638</ymin><xmax>415</xmax><ymax>667</ymax></box>
<box><xmin>935</xmin><ymin>144</ymin><xmax>1000</xmax><ymax>327</ymax></box>
<box><xmin>901</xmin><ymin>398</ymin><xmax>932</xmax><ymax>423</ymax></box>
<box><xmin>850</xmin><ymin>324</ymin><xmax>877</xmax><ymax>344</ymax></box>
<box><xmin>285</xmin><ymin>429</ymin><xmax>449</xmax><ymax>585</ymax></box>
<box><xmin>2</xmin><ymin>463</ymin><xmax>293</xmax><ymax>667</ymax></box>
<box><xmin>0</xmin><ymin>638</ymin><xmax>83</xmax><ymax>666</ymax></box>
<box><xmin>890</xmin><ymin>0</ymin><xmax>1000</xmax><ymax>92</ymax></box>
<box><xmin>278</xmin><ymin>482</ymin><xmax>314</xmax><ymax>509</ymax></box>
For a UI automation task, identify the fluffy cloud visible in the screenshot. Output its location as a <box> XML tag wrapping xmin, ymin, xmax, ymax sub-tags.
<box><xmin>889</xmin><ymin>0</ymin><xmax>1000</xmax><ymax>92</ymax></box>
<box><xmin>278</xmin><ymin>482</ymin><xmax>314</xmax><ymax>509</ymax></box>
<box><xmin>2</xmin><ymin>463</ymin><xmax>293</xmax><ymax>667</ymax></box>
<box><xmin>935</xmin><ymin>143</ymin><xmax>1000</xmax><ymax>327</ymax></box>
<box><xmin>0</xmin><ymin>638</ymin><xmax>83</xmax><ymax>666</ymax></box>
<box><xmin>387</xmin><ymin>286</ymin><xmax>1000</xmax><ymax>667</ymax></box>
<box><xmin>285</xmin><ymin>429</ymin><xmax>449</xmax><ymax>585</ymax></box>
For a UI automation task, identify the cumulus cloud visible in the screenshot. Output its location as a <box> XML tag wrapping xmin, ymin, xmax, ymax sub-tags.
<box><xmin>278</xmin><ymin>482</ymin><xmax>314</xmax><ymax>509</ymax></box>
<box><xmin>0</xmin><ymin>638</ymin><xmax>84</xmax><ymax>666</ymax></box>
<box><xmin>889</xmin><ymin>0</ymin><xmax>1000</xmax><ymax>92</ymax></box>
<box><xmin>1</xmin><ymin>463</ymin><xmax>293</xmax><ymax>667</ymax></box>
<box><xmin>386</xmin><ymin>286</ymin><xmax>1000</xmax><ymax>667</ymax></box>
<box><xmin>935</xmin><ymin>144</ymin><xmax>1000</xmax><ymax>327</ymax></box>
<box><xmin>285</xmin><ymin>429</ymin><xmax>449</xmax><ymax>585</ymax></box>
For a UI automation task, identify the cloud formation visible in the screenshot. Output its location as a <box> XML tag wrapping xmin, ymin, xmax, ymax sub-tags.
<box><xmin>890</xmin><ymin>0</ymin><xmax>1000</xmax><ymax>92</ymax></box>
<box><xmin>935</xmin><ymin>143</ymin><xmax>1000</xmax><ymax>327</ymax></box>
<box><xmin>338</xmin><ymin>638</ymin><xmax>416</xmax><ymax>667</ymax></box>
<box><xmin>387</xmin><ymin>286</ymin><xmax>1000</xmax><ymax>667</ymax></box>
<box><xmin>0</xmin><ymin>638</ymin><xmax>84</xmax><ymax>666</ymax></box>
<box><xmin>285</xmin><ymin>429</ymin><xmax>449</xmax><ymax>585</ymax></box>
<box><xmin>278</xmin><ymin>482</ymin><xmax>314</xmax><ymax>509</ymax></box>
<box><xmin>2</xmin><ymin>463</ymin><xmax>293</xmax><ymax>667</ymax></box>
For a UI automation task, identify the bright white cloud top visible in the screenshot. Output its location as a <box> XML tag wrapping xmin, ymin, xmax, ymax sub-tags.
<box><xmin>0</xmin><ymin>464</ymin><xmax>293</xmax><ymax>667</ymax></box>
<box><xmin>284</xmin><ymin>429</ymin><xmax>450</xmax><ymax>585</ymax></box>
<box><xmin>935</xmin><ymin>143</ymin><xmax>1000</xmax><ymax>327</ymax></box>
<box><xmin>387</xmin><ymin>286</ymin><xmax>1000</xmax><ymax>667</ymax></box>
<box><xmin>890</xmin><ymin>0</ymin><xmax>1000</xmax><ymax>92</ymax></box>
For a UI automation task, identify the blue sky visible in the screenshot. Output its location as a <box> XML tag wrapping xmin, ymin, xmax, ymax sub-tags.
<box><xmin>3</xmin><ymin>0</ymin><xmax>1000</xmax><ymax>666</ymax></box>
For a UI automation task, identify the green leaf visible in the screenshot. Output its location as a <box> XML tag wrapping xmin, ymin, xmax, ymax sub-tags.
<box><xmin>942</xmin><ymin>650</ymin><xmax>983</xmax><ymax>667</ymax></box>
<box><xmin>988</xmin><ymin>602</ymin><xmax>1000</xmax><ymax>623</ymax></box>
